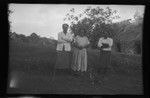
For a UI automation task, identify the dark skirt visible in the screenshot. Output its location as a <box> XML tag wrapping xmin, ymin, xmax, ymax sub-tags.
<box><xmin>97</xmin><ymin>50</ymin><xmax>111</xmax><ymax>74</ymax></box>
<box><xmin>55</xmin><ymin>51</ymin><xmax>71</xmax><ymax>69</ymax></box>
<box><xmin>99</xmin><ymin>51</ymin><xmax>111</xmax><ymax>67</ymax></box>
<box><xmin>88</xmin><ymin>50</ymin><xmax>111</xmax><ymax>82</ymax></box>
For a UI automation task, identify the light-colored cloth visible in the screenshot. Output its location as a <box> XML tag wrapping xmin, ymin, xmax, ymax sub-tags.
<box><xmin>78</xmin><ymin>48</ymin><xmax>87</xmax><ymax>72</ymax></box>
<box><xmin>98</xmin><ymin>37</ymin><xmax>113</xmax><ymax>51</ymax></box>
<box><xmin>75</xmin><ymin>35</ymin><xmax>90</xmax><ymax>47</ymax></box>
<box><xmin>71</xmin><ymin>48</ymin><xmax>87</xmax><ymax>72</ymax></box>
<box><xmin>56</xmin><ymin>31</ymin><xmax>74</xmax><ymax>51</ymax></box>
<box><xmin>71</xmin><ymin>47</ymin><xmax>80</xmax><ymax>71</ymax></box>
<box><xmin>71</xmin><ymin>36</ymin><xmax>90</xmax><ymax>72</ymax></box>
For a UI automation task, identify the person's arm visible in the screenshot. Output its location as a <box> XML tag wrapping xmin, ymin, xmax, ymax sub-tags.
<box><xmin>57</xmin><ymin>33</ymin><xmax>66</xmax><ymax>43</ymax></box>
<box><xmin>109</xmin><ymin>38</ymin><xmax>113</xmax><ymax>47</ymax></box>
<box><xmin>87</xmin><ymin>38</ymin><xmax>90</xmax><ymax>45</ymax></box>
<box><xmin>61</xmin><ymin>33</ymin><xmax>73</xmax><ymax>42</ymax></box>
<box><xmin>71</xmin><ymin>37</ymin><xmax>76</xmax><ymax>46</ymax></box>
<box><xmin>72</xmin><ymin>36</ymin><xmax>83</xmax><ymax>49</ymax></box>
<box><xmin>69</xmin><ymin>33</ymin><xmax>74</xmax><ymax>42</ymax></box>
<box><xmin>103</xmin><ymin>38</ymin><xmax>113</xmax><ymax>50</ymax></box>
<box><xmin>84</xmin><ymin>37</ymin><xmax>90</xmax><ymax>48</ymax></box>
<box><xmin>97</xmin><ymin>38</ymin><xmax>102</xmax><ymax>48</ymax></box>
<box><xmin>105</xmin><ymin>38</ymin><xmax>113</xmax><ymax>48</ymax></box>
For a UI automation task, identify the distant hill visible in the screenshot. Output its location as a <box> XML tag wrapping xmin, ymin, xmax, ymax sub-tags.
<box><xmin>113</xmin><ymin>19</ymin><xmax>142</xmax><ymax>42</ymax></box>
<box><xmin>111</xmin><ymin>19</ymin><xmax>142</xmax><ymax>54</ymax></box>
<box><xmin>9</xmin><ymin>32</ymin><xmax>57</xmax><ymax>48</ymax></box>
<box><xmin>49</xmin><ymin>36</ymin><xmax>55</xmax><ymax>40</ymax></box>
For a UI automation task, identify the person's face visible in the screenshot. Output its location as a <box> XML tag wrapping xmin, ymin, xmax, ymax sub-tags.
<box><xmin>80</xmin><ymin>29</ymin><xmax>85</xmax><ymax>37</ymax></box>
<box><xmin>63</xmin><ymin>25</ymin><xmax>68</xmax><ymax>33</ymax></box>
<box><xmin>103</xmin><ymin>32</ymin><xmax>108</xmax><ymax>38</ymax></box>
<box><xmin>103</xmin><ymin>35</ymin><xmax>107</xmax><ymax>38</ymax></box>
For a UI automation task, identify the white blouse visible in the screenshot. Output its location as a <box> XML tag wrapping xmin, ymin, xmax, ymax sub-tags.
<box><xmin>98</xmin><ymin>37</ymin><xmax>113</xmax><ymax>51</ymax></box>
<box><xmin>75</xmin><ymin>35</ymin><xmax>90</xmax><ymax>48</ymax></box>
<box><xmin>56</xmin><ymin>31</ymin><xmax>74</xmax><ymax>51</ymax></box>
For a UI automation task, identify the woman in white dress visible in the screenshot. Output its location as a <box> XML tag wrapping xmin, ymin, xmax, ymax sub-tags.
<box><xmin>71</xmin><ymin>29</ymin><xmax>90</xmax><ymax>76</ymax></box>
<box><xmin>91</xmin><ymin>32</ymin><xmax>113</xmax><ymax>84</ymax></box>
<box><xmin>55</xmin><ymin>24</ymin><xmax>74</xmax><ymax>74</ymax></box>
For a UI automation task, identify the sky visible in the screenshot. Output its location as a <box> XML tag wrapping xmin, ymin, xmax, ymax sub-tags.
<box><xmin>9</xmin><ymin>4</ymin><xmax>145</xmax><ymax>40</ymax></box>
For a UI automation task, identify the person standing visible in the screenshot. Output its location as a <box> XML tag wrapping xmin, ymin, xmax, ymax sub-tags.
<box><xmin>71</xmin><ymin>29</ymin><xmax>90</xmax><ymax>76</ymax></box>
<box><xmin>91</xmin><ymin>32</ymin><xmax>113</xmax><ymax>84</ymax></box>
<box><xmin>54</xmin><ymin>23</ymin><xmax>74</xmax><ymax>75</ymax></box>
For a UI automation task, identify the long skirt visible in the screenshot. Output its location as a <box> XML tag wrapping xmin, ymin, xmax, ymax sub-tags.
<box><xmin>88</xmin><ymin>50</ymin><xmax>111</xmax><ymax>83</ymax></box>
<box><xmin>71</xmin><ymin>48</ymin><xmax>87</xmax><ymax>72</ymax></box>
<box><xmin>55</xmin><ymin>51</ymin><xmax>71</xmax><ymax>69</ymax></box>
<box><xmin>97</xmin><ymin>50</ymin><xmax>111</xmax><ymax>76</ymax></box>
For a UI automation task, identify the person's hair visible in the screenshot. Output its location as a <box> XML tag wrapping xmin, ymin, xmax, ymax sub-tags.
<box><xmin>102</xmin><ymin>31</ymin><xmax>112</xmax><ymax>38</ymax></box>
<box><xmin>62</xmin><ymin>23</ymin><xmax>69</xmax><ymax>28</ymax></box>
<box><xmin>78</xmin><ymin>28</ymin><xmax>86</xmax><ymax>37</ymax></box>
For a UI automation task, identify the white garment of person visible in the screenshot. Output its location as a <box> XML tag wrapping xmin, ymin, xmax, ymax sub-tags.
<box><xmin>97</xmin><ymin>37</ymin><xmax>113</xmax><ymax>51</ymax></box>
<box><xmin>75</xmin><ymin>35</ymin><xmax>90</xmax><ymax>47</ymax></box>
<box><xmin>56</xmin><ymin>31</ymin><xmax>74</xmax><ymax>51</ymax></box>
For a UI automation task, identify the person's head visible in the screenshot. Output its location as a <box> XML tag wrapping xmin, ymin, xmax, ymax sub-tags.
<box><xmin>102</xmin><ymin>31</ymin><xmax>108</xmax><ymax>38</ymax></box>
<box><xmin>62</xmin><ymin>23</ymin><xmax>69</xmax><ymax>34</ymax></box>
<box><xmin>78</xmin><ymin>28</ymin><xmax>86</xmax><ymax>37</ymax></box>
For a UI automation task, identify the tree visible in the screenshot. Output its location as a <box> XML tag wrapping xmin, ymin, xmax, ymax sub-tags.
<box><xmin>19</xmin><ymin>34</ymin><xmax>29</xmax><ymax>43</ymax></box>
<box><xmin>64</xmin><ymin>6</ymin><xmax>120</xmax><ymax>48</ymax></box>
<box><xmin>8</xmin><ymin>7</ymin><xmax>14</xmax><ymax>33</ymax></box>
<box><xmin>110</xmin><ymin>16</ymin><xmax>143</xmax><ymax>54</ymax></box>
<box><xmin>29</xmin><ymin>33</ymin><xmax>40</xmax><ymax>43</ymax></box>
<box><xmin>30</xmin><ymin>33</ymin><xmax>39</xmax><ymax>39</ymax></box>
<box><xmin>133</xmin><ymin>10</ymin><xmax>143</xmax><ymax>25</ymax></box>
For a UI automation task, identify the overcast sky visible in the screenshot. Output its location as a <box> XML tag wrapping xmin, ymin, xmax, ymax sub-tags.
<box><xmin>9</xmin><ymin>4</ymin><xmax>145</xmax><ymax>39</ymax></box>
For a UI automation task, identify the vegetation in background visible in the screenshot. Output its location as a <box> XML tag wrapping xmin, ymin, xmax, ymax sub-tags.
<box><xmin>8</xmin><ymin>7</ymin><xmax>143</xmax><ymax>94</ymax></box>
<box><xmin>64</xmin><ymin>7</ymin><xmax>143</xmax><ymax>54</ymax></box>
<box><xmin>9</xmin><ymin>6</ymin><xmax>142</xmax><ymax>73</ymax></box>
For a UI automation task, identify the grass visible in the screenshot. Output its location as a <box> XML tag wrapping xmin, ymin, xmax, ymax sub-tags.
<box><xmin>9</xmin><ymin>40</ymin><xmax>142</xmax><ymax>76</ymax></box>
<box><xmin>8</xmin><ymin>40</ymin><xmax>143</xmax><ymax>94</ymax></box>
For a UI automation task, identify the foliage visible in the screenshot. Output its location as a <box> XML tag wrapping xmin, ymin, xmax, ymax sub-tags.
<box><xmin>111</xmin><ymin>16</ymin><xmax>143</xmax><ymax>54</ymax></box>
<box><xmin>64</xmin><ymin>7</ymin><xmax>143</xmax><ymax>54</ymax></box>
<box><xmin>8</xmin><ymin>8</ymin><xmax>14</xmax><ymax>32</ymax></box>
<box><xmin>64</xmin><ymin>6</ymin><xmax>120</xmax><ymax>48</ymax></box>
<box><xmin>9</xmin><ymin>32</ymin><xmax>57</xmax><ymax>48</ymax></box>
<box><xmin>114</xmin><ymin>19</ymin><xmax>143</xmax><ymax>42</ymax></box>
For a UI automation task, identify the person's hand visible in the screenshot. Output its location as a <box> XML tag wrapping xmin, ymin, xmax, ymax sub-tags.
<box><xmin>62</xmin><ymin>38</ymin><xmax>69</xmax><ymax>42</ymax></box>
<box><xmin>101</xmin><ymin>43</ymin><xmax>109</xmax><ymax>48</ymax></box>
<box><xmin>61</xmin><ymin>37</ymin><xmax>72</xmax><ymax>42</ymax></box>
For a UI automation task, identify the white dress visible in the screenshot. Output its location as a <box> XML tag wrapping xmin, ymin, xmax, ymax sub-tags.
<box><xmin>56</xmin><ymin>31</ymin><xmax>74</xmax><ymax>51</ymax></box>
<box><xmin>71</xmin><ymin>35</ymin><xmax>90</xmax><ymax>72</ymax></box>
<box><xmin>55</xmin><ymin>31</ymin><xmax>74</xmax><ymax>69</ymax></box>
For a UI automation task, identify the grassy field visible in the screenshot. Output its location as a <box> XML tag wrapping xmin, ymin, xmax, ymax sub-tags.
<box><xmin>7</xmin><ymin>40</ymin><xmax>143</xmax><ymax>94</ymax></box>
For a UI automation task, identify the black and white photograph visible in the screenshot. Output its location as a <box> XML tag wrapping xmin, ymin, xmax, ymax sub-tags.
<box><xmin>8</xmin><ymin>4</ymin><xmax>144</xmax><ymax>94</ymax></box>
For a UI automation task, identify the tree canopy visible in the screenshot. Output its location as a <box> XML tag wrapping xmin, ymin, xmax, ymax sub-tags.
<box><xmin>64</xmin><ymin>6</ymin><xmax>120</xmax><ymax>48</ymax></box>
<box><xmin>64</xmin><ymin>7</ymin><xmax>143</xmax><ymax>49</ymax></box>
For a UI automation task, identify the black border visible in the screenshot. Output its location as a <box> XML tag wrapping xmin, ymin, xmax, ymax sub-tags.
<box><xmin>0</xmin><ymin>0</ymin><xmax>149</xmax><ymax>97</ymax></box>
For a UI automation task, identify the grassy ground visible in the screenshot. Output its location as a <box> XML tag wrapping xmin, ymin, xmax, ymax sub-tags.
<box><xmin>7</xmin><ymin>40</ymin><xmax>143</xmax><ymax>94</ymax></box>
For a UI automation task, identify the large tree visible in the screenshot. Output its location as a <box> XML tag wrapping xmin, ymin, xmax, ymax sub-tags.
<box><xmin>64</xmin><ymin>6</ymin><xmax>120</xmax><ymax>48</ymax></box>
<box><xmin>8</xmin><ymin>7</ymin><xmax>14</xmax><ymax>33</ymax></box>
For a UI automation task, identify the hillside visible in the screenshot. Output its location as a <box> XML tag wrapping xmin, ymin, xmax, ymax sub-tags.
<box><xmin>8</xmin><ymin>38</ymin><xmax>142</xmax><ymax>94</ymax></box>
<box><xmin>113</xmin><ymin>19</ymin><xmax>142</xmax><ymax>42</ymax></box>
<box><xmin>9</xmin><ymin>32</ymin><xmax>57</xmax><ymax>48</ymax></box>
